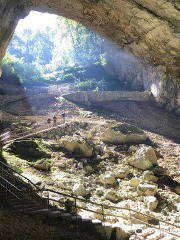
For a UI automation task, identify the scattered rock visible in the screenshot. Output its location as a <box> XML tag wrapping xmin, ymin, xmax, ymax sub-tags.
<box><xmin>152</xmin><ymin>166</ymin><xmax>167</xmax><ymax>176</ymax></box>
<box><xmin>175</xmin><ymin>186</ymin><xmax>180</xmax><ymax>195</ymax></box>
<box><xmin>102</xmin><ymin>173</ymin><xmax>116</xmax><ymax>186</ymax></box>
<box><xmin>130</xmin><ymin>146</ymin><xmax>158</xmax><ymax>170</ymax></box>
<box><xmin>100</xmin><ymin>123</ymin><xmax>147</xmax><ymax>144</ymax></box>
<box><xmin>96</xmin><ymin>188</ymin><xmax>104</xmax><ymax>196</ymax></box>
<box><xmin>73</xmin><ymin>183</ymin><xmax>88</xmax><ymax>197</ymax></box>
<box><xmin>143</xmin><ymin>171</ymin><xmax>158</xmax><ymax>182</ymax></box>
<box><xmin>34</xmin><ymin>160</ymin><xmax>51</xmax><ymax>171</ymax></box>
<box><xmin>60</xmin><ymin>135</ymin><xmax>94</xmax><ymax>157</ymax></box>
<box><xmin>144</xmin><ymin>196</ymin><xmax>158</xmax><ymax>211</ymax></box>
<box><xmin>105</xmin><ymin>190</ymin><xmax>119</xmax><ymax>202</ymax></box>
<box><xmin>137</xmin><ymin>184</ymin><xmax>157</xmax><ymax>196</ymax></box>
<box><xmin>86</xmin><ymin>165</ymin><xmax>93</xmax><ymax>172</ymax></box>
<box><xmin>115</xmin><ymin>167</ymin><xmax>129</xmax><ymax>179</ymax></box>
<box><xmin>129</xmin><ymin>178</ymin><xmax>140</xmax><ymax>187</ymax></box>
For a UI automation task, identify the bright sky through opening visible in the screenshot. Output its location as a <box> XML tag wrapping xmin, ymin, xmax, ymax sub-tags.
<box><xmin>16</xmin><ymin>11</ymin><xmax>58</xmax><ymax>33</ymax></box>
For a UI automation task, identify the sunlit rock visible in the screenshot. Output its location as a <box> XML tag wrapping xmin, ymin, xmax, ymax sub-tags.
<box><xmin>144</xmin><ymin>196</ymin><xmax>158</xmax><ymax>211</ymax></box>
<box><xmin>100</xmin><ymin>123</ymin><xmax>147</xmax><ymax>144</ymax></box>
<box><xmin>175</xmin><ymin>186</ymin><xmax>180</xmax><ymax>195</ymax></box>
<box><xmin>34</xmin><ymin>160</ymin><xmax>51</xmax><ymax>171</ymax></box>
<box><xmin>115</xmin><ymin>167</ymin><xmax>129</xmax><ymax>179</ymax></box>
<box><xmin>129</xmin><ymin>178</ymin><xmax>140</xmax><ymax>187</ymax></box>
<box><xmin>143</xmin><ymin>171</ymin><xmax>158</xmax><ymax>182</ymax></box>
<box><xmin>137</xmin><ymin>184</ymin><xmax>157</xmax><ymax>196</ymax></box>
<box><xmin>59</xmin><ymin>135</ymin><xmax>94</xmax><ymax>157</ymax></box>
<box><xmin>73</xmin><ymin>183</ymin><xmax>88</xmax><ymax>197</ymax></box>
<box><xmin>130</xmin><ymin>146</ymin><xmax>158</xmax><ymax>170</ymax></box>
<box><xmin>105</xmin><ymin>190</ymin><xmax>119</xmax><ymax>202</ymax></box>
<box><xmin>101</xmin><ymin>172</ymin><xmax>116</xmax><ymax>186</ymax></box>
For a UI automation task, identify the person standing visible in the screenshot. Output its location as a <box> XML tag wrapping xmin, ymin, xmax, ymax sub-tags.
<box><xmin>47</xmin><ymin>118</ymin><xmax>51</xmax><ymax>128</ymax></box>
<box><xmin>61</xmin><ymin>113</ymin><xmax>66</xmax><ymax>123</ymax></box>
<box><xmin>53</xmin><ymin>115</ymin><xmax>57</xmax><ymax>127</ymax></box>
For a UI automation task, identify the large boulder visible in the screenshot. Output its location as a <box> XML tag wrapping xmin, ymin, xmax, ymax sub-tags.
<box><xmin>137</xmin><ymin>184</ymin><xmax>157</xmax><ymax>196</ymax></box>
<box><xmin>144</xmin><ymin>196</ymin><xmax>158</xmax><ymax>211</ymax></box>
<box><xmin>73</xmin><ymin>183</ymin><xmax>88</xmax><ymax>197</ymax></box>
<box><xmin>100</xmin><ymin>123</ymin><xmax>147</xmax><ymax>144</ymax></box>
<box><xmin>115</xmin><ymin>167</ymin><xmax>129</xmax><ymax>179</ymax></box>
<box><xmin>101</xmin><ymin>173</ymin><xmax>116</xmax><ymax>186</ymax></box>
<box><xmin>34</xmin><ymin>160</ymin><xmax>51</xmax><ymax>171</ymax></box>
<box><xmin>105</xmin><ymin>190</ymin><xmax>119</xmax><ymax>202</ymax></box>
<box><xmin>130</xmin><ymin>146</ymin><xmax>158</xmax><ymax>170</ymax></box>
<box><xmin>59</xmin><ymin>135</ymin><xmax>94</xmax><ymax>157</ymax></box>
<box><xmin>143</xmin><ymin>171</ymin><xmax>158</xmax><ymax>182</ymax></box>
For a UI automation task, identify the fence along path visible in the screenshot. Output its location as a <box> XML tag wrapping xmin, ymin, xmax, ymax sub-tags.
<box><xmin>0</xmin><ymin>126</ymin><xmax>180</xmax><ymax>239</ymax></box>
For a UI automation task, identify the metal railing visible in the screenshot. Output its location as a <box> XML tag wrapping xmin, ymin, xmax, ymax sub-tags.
<box><xmin>35</xmin><ymin>188</ymin><xmax>180</xmax><ymax>239</ymax></box>
<box><xmin>0</xmin><ymin>160</ymin><xmax>180</xmax><ymax>238</ymax></box>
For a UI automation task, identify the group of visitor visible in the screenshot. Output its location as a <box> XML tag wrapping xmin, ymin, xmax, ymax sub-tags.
<box><xmin>47</xmin><ymin>113</ymin><xmax>66</xmax><ymax>127</ymax></box>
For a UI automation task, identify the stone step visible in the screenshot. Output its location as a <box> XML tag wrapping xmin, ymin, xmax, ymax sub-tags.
<box><xmin>48</xmin><ymin>211</ymin><xmax>62</xmax><ymax>218</ymax></box>
<box><xmin>92</xmin><ymin>219</ymin><xmax>102</xmax><ymax>226</ymax></box>
<box><xmin>28</xmin><ymin>208</ymin><xmax>50</xmax><ymax>215</ymax></box>
<box><xmin>137</xmin><ymin>228</ymin><xmax>155</xmax><ymax>237</ymax></box>
<box><xmin>71</xmin><ymin>215</ymin><xmax>82</xmax><ymax>221</ymax></box>
<box><xmin>60</xmin><ymin>213</ymin><xmax>72</xmax><ymax>219</ymax></box>
<box><xmin>13</xmin><ymin>203</ymin><xmax>39</xmax><ymax>209</ymax></box>
<box><xmin>9</xmin><ymin>199</ymin><xmax>35</xmax><ymax>205</ymax></box>
<box><xmin>159</xmin><ymin>235</ymin><xmax>174</xmax><ymax>240</ymax></box>
<box><xmin>147</xmin><ymin>231</ymin><xmax>164</xmax><ymax>240</ymax></box>
<box><xmin>19</xmin><ymin>206</ymin><xmax>43</xmax><ymax>212</ymax></box>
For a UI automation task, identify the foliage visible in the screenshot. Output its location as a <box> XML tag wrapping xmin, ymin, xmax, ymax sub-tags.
<box><xmin>1</xmin><ymin>16</ymin><xmax>109</xmax><ymax>89</ymax></box>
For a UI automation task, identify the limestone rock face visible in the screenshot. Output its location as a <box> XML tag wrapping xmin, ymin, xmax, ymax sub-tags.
<box><xmin>130</xmin><ymin>146</ymin><xmax>158</xmax><ymax>170</ymax></box>
<box><xmin>101</xmin><ymin>123</ymin><xmax>147</xmax><ymax>144</ymax></box>
<box><xmin>59</xmin><ymin>135</ymin><xmax>94</xmax><ymax>157</ymax></box>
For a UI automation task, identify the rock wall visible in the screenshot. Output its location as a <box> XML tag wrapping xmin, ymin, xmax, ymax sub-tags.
<box><xmin>104</xmin><ymin>41</ymin><xmax>180</xmax><ymax>113</ymax></box>
<box><xmin>0</xmin><ymin>0</ymin><xmax>180</xmax><ymax>111</ymax></box>
<box><xmin>63</xmin><ymin>91</ymin><xmax>153</xmax><ymax>105</ymax></box>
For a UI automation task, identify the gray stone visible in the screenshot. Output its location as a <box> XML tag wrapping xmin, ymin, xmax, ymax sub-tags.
<box><xmin>59</xmin><ymin>135</ymin><xmax>94</xmax><ymax>157</ymax></box>
<box><xmin>144</xmin><ymin>196</ymin><xmax>158</xmax><ymax>211</ymax></box>
<box><xmin>137</xmin><ymin>184</ymin><xmax>157</xmax><ymax>196</ymax></box>
<box><xmin>100</xmin><ymin>123</ymin><xmax>147</xmax><ymax>144</ymax></box>
<box><xmin>130</xmin><ymin>146</ymin><xmax>158</xmax><ymax>170</ymax></box>
<box><xmin>73</xmin><ymin>183</ymin><xmax>88</xmax><ymax>197</ymax></box>
<box><xmin>143</xmin><ymin>171</ymin><xmax>158</xmax><ymax>182</ymax></box>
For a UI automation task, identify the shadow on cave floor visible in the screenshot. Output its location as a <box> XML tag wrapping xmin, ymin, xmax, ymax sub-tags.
<box><xmin>88</xmin><ymin>100</ymin><xmax>180</xmax><ymax>143</ymax></box>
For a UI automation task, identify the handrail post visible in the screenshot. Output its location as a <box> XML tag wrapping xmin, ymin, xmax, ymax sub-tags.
<box><xmin>75</xmin><ymin>197</ymin><xmax>78</xmax><ymax>231</ymax></box>
<box><xmin>22</xmin><ymin>191</ymin><xmax>24</xmax><ymax>213</ymax></box>
<box><xmin>129</xmin><ymin>210</ymin><xmax>133</xmax><ymax>231</ymax></box>
<box><xmin>5</xmin><ymin>180</ymin><xmax>7</xmax><ymax>200</ymax></box>
<box><xmin>159</xmin><ymin>221</ymin><xmax>161</xmax><ymax>238</ymax></box>
<box><xmin>101</xmin><ymin>204</ymin><xmax>106</xmax><ymax>235</ymax></box>
<box><xmin>47</xmin><ymin>191</ymin><xmax>50</xmax><ymax>211</ymax></box>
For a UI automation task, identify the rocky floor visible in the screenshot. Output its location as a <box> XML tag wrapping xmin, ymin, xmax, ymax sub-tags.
<box><xmin>1</xmin><ymin>93</ymin><xmax>180</xmax><ymax>238</ymax></box>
